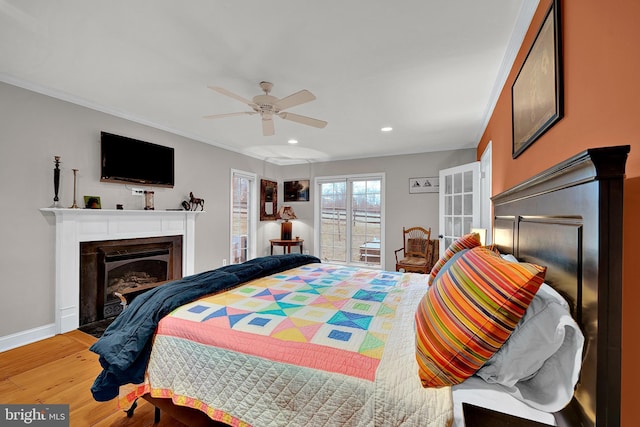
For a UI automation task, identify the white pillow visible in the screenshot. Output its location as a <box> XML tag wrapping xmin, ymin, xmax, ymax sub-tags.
<box><xmin>475</xmin><ymin>254</ymin><xmax>584</xmax><ymax>411</ymax></box>
<box><xmin>500</xmin><ymin>253</ymin><xmax>519</xmax><ymax>263</ymax></box>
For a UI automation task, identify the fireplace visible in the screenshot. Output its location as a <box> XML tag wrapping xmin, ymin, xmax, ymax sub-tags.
<box><xmin>41</xmin><ymin>208</ymin><xmax>201</xmax><ymax>335</ymax></box>
<box><xmin>80</xmin><ymin>235</ymin><xmax>182</xmax><ymax>326</ymax></box>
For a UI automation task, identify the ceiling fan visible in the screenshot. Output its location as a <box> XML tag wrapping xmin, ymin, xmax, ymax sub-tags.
<box><xmin>204</xmin><ymin>81</ymin><xmax>327</xmax><ymax>136</ymax></box>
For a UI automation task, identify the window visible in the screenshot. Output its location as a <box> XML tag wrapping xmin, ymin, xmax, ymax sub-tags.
<box><xmin>315</xmin><ymin>174</ymin><xmax>384</xmax><ymax>267</ymax></box>
<box><xmin>318</xmin><ymin>181</ymin><xmax>347</xmax><ymax>262</ymax></box>
<box><xmin>230</xmin><ymin>170</ymin><xmax>257</xmax><ymax>264</ymax></box>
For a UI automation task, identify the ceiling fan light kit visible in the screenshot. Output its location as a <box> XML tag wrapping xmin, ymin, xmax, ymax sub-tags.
<box><xmin>205</xmin><ymin>81</ymin><xmax>327</xmax><ymax>136</ymax></box>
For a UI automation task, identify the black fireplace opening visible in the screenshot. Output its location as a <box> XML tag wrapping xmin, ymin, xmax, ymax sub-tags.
<box><xmin>103</xmin><ymin>250</ymin><xmax>170</xmax><ymax>318</ymax></box>
<box><xmin>79</xmin><ymin>236</ymin><xmax>182</xmax><ymax>336</ymax></box>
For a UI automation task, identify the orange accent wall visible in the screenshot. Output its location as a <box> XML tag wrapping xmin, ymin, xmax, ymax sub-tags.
<box><xmin>477</xmin><ymin>0</ymin><xmax>640</xmax><ymax>424</ymax></box>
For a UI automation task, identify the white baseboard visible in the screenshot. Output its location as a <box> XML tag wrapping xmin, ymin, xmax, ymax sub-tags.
<box><xmin>0</xmin><ymin>324</ymin><xmax>56</xmax><ymax>352</ymax></box>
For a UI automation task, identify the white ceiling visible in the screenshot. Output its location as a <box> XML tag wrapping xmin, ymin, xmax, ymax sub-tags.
<box><xmin>0</xmin><ymin>0</ymin><xmax>537</xmax><ymax>164</ymax></box>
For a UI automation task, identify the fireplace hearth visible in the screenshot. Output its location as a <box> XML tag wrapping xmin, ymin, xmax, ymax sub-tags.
<box><xmin>79</xmin><ymin>235</ymin><xmax>182</xmax><ymax>327</ymax></box>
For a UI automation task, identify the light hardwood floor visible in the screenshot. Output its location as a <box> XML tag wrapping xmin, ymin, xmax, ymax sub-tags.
<box><xmin>0</xmin><ymin>330</ymin><xmax>188</xmax><ymax>427</ymax></box>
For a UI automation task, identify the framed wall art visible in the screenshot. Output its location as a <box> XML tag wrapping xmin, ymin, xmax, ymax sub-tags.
<box><xmin>512</xmin><ymin>0</ymin><xmax>563</xmax><ymax>159</ymax></box>
<box><xmin>284</xmin><ymin>179</ymin><xmax>310</xmax><ymax>202</ymax></box>
<box><xmin>260</xmin><ymin>179</ymin><xmax>278</xmax><ymax>221</ymax></box>
<box><xmin>83</xmin><ymin>195</ymin><xmax>102</xmax><ymax>209</ymax></box>
<box><xmin>409</xmin><ymin>177</ymin><xmax>439</xmax><ymax>194</ymax></box>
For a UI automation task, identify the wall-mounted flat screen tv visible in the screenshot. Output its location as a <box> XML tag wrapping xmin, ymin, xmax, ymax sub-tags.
<box><xmin>100</xmin><ymin>131</ymin><xmax>174</xmax><ymax>187</ymax></box>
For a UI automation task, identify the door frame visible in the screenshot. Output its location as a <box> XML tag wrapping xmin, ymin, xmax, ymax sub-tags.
<box><xmin>479</xmin><ymin>141</ymin><xmax>493</xmax><ymax>244</ymax></box>
<box><xmin>229</xmin><ymin>169</ymin><xmax>258</xmax><ymax>263</ymax></box>
<box><xmin>313</xmin><ymin>173</ymin><xmax>386</xmax><ymax>268</ymax></box>
<box><xmin>438</xmin><ymin>161</ymin><xmax>480</xmax><ymax>256</ymax></box>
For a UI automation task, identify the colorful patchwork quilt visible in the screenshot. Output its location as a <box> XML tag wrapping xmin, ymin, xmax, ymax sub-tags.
<box><xmin>122</xmin><ymin>263</ymin><xmax>453</xmax><ymax>426</ymax></box>
<box><xmin>161</xmin><ymin>264</ymin><xmax>406</xmax><ymax>381</ymax></box>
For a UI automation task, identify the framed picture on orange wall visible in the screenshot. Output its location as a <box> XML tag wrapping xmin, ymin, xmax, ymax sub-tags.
<box><xmin>512</xmin><ymin>0</ymin><xmax>563</xmax><ymax>158</ymax></box>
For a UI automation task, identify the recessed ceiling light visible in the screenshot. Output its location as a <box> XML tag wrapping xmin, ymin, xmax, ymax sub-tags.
<box><xmin>381</xmin><ymin>126</ymin><xmax>393</xmax><ymax>132</ymax></box>
<box><xmin>288</xmin><ymin>139</ymin><xmax>298</xmax><ymax>144</ymax></box>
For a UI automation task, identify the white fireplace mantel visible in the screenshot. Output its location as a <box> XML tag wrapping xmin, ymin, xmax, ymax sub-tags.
<box><xmin>41</xmin><ymin>208</ymin><xmax>203</xmax><ymax>333</ymax></box>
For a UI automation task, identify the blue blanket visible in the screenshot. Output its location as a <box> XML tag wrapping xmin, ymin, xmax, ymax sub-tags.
<box><xmin>90</xmin><ymin>253</ymin><xmax>320</xmax><ymax>401</ymax></box>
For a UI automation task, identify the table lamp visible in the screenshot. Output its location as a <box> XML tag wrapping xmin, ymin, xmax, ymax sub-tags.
<box><xmin>276</xmin><ymin>205</ymin><xmax>297</xmax><ymax>240</ymax></box>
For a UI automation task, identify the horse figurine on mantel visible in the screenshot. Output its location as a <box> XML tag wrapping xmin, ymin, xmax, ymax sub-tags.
<box><xmin>188</xmin><ymin>192</ymin><xmax>205</xmax><ymax>211</ymax></box>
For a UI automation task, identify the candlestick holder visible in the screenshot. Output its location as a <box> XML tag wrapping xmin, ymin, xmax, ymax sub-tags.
<box><xmin>51</xmin><ymin>156</ymin><xmax>61</xmax><ymax>208</ymax></box>
<box><xmin>69</xmin><ymin>169</ymin><xmax>79</xmax><ymax>209</ymax></box>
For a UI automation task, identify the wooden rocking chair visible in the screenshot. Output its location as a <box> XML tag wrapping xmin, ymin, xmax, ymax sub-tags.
<box><xmin>394</xmin><ymin>226</ymin><xmax>434</xmax><ymax>274</ymax></box>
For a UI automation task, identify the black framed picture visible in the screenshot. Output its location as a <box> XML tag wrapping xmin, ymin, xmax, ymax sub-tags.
<box><xmin>512</xmin><ymin>0</ymin><xmax>563</xmax><ymax>158</ymax></box>
<box><xmin>284</xmin><ymin>180</ymin><xmax>310</xmax><ymax>202</ymax></box>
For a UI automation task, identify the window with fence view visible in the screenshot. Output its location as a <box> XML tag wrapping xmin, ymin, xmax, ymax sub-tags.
<box><xmin>319</xmin><ymin>176</ymin><xmax>383</xmax><ymax>267</ymax></box>
<box><xmin>231</xmin><ymin>171</ymin><xmax>254</xmax><ymax>264</ymax></box>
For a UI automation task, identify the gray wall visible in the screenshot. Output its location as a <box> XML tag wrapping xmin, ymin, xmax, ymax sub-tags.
<box><xmin>0</xmin><ymin>81</ymin><xmax>475</xmax><ymax>345</ymax></box>
<box><xmin>0</xmin><ymin>81</ymin><xmax>264</xmax><ymax>338</ymax></box>
<box><xmin>279</xmin><ymin>150</ymin><xmax>476</xmax><ymax>270</ymax></box>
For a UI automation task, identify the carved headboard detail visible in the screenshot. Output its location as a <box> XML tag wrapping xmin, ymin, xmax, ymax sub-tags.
<box><xmin>492</xmin><ymin>146</ymin><xmax>628</xmax><ymax>427</ymax></box>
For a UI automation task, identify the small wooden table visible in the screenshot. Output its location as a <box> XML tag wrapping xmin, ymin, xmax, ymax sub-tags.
<box><xmin>359</xmin><ymin>240</ymin><xmax>381</xmax><ymax>264</ymax></box>
<box><xmin>270</xmin><ymin>239</ymin><xmax>304</xmax><ymax>255</ymax></box>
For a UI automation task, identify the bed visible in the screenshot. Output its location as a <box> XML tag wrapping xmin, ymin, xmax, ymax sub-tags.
<box><xmin>95</xmin><ymin>260</ymin><xmax>454</xmax><ymax>426</ymax></box>
<box><xmin>90</xmin><ymin>145</ymin><xmax>628</xmax><ymax>426</ymax></box>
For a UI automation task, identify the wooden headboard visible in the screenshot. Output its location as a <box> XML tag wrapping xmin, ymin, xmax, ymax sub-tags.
<box><xmin>492</xmin><ymin>146</ymin><xmax>628</xmax><ymax>427</ymax></box>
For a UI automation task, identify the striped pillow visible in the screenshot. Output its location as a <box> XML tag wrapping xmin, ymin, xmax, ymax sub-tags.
<box><xmin>428</xmin><ymin>233</ymin><xmax>481</xmax><ymax>285</ymax></box>
<box><xmin>415</xmin><ymin>247</ymin><xmax>547</xmax><ymax>387</ymax></box>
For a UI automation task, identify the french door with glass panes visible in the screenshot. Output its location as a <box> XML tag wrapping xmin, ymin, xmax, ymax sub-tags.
<box><xmin>230</xmin><ymin>169</ymin><xmax>257</xmax><ymax>264</ymax></box>
<box><xmin>315</xmin><ymin>174</ymin><xmax>384</xmax><ymax>267</ymax></box>
<box><xmin>438</xmin><ymin>162</ymin><xmax>480</xmax><ymax>256</ymax></box>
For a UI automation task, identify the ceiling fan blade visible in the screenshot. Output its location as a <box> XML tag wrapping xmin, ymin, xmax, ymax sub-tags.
<box><xmin>208</xmin><ymin>86</ymin><xmax>255</xmax><ymax>106</ymax></box>
<box><xmin>275</xmin><ymin>89</ymin><xmax>316</xmax><ymax>110</ymax></box>
<box><xmin>262</xmin><ymin>117</ymin><xmax>275</xmax><ymax>136</ymax></box>
<box><xmin>278</xmin><ymin>112</ymin><xmax>327</xmax><ymax>129</ymax></box>
<box><xmin>202</xmin><ymin>111</ymin><xmax>257</xmax><ymax>119</ymax></box>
